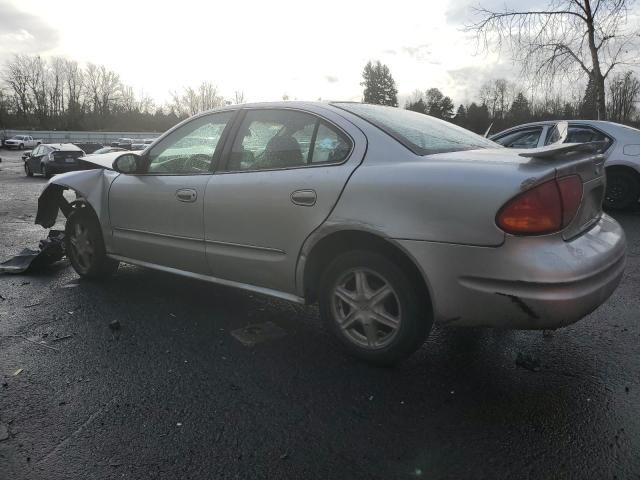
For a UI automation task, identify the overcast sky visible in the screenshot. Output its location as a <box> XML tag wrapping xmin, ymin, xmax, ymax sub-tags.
<box><xmin>0</xmin><ymin>0</ymin><xmax>624</xmax><ymax>105</ymax></box>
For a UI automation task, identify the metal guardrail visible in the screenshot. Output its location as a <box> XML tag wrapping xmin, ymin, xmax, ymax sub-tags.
<box><xmin>1</xmin><ymin>129</ymin><xmax>162</xmax><ymax>145</ymax></box>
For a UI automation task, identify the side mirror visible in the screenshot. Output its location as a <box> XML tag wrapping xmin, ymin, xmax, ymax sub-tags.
<box><xmin>113</xmin><ymin>153</ymin><xmax>141</xmax><ymax>174</ymax></box>
<box><xmin>547</xmin><ymin>121</ymin><xmax>569</xmax><ymax>145</ymax></box>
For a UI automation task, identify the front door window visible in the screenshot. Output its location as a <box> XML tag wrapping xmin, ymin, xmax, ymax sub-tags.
<box><xmin>146</xmin><ymin>111</ymin><xmax>234</xmax><ymax>174</ymax></box>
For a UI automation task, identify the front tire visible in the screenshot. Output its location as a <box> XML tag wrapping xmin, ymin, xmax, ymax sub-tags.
<box><xmin>604</xmin><ymin>170</ymin><xmax>640</xmax><ymax>210</ymax></box>
<box><xmin>65</xmin><ymin>206</ymin><xmax>119</xmax><ymax>279</ymax></box>
<box><xmin>19</xmin><ymin>143</ymin><xmax>24</xmax><ymax>150</ymax></box>
<box><xmin>24</xmin><ymin>162</ymin><xmax>33</xmax><ymax>177</ymax></box>
<box><xmin>319</xmin><ymin>250</ymin><xmax>431</xmax><ymax>366</ymax></box>
<box><xmin>42</xmin><ymin>164</ymin><xmax>52</xmax><ymax>179</ymax></box>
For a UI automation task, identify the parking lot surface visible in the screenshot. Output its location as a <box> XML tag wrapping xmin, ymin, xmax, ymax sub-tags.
<box><xmin>0</xmin><ymin>148</ymin><xmax>639</xmax><ymax>479</ymax></box>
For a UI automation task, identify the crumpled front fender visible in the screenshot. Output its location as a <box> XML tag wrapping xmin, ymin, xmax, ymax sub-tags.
<box><xmin>35</xmin><ymin>169</ymin><xmax>120</xmax><ymax>231</ymax></box>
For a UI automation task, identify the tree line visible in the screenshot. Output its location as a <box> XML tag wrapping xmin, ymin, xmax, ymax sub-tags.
<box><xmin>361</xmin><ymin>60</ymin><xmax>640</xmax><ymax>134</ymax></box>
<box><xmin>361</xmin><ymin>0</ymin><xmax>640</xmax><ymax>133</ymax></box>
<box><xmin>0</xmin><ymin>54</ymin><xmax>245</xmax><ymax>132</ymax></box>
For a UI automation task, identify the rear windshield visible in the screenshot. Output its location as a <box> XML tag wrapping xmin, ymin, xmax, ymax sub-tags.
<box><xmin>333</xmin><ymin>103</ymin><xmax>498</xmax><ymax>155</ymax></box>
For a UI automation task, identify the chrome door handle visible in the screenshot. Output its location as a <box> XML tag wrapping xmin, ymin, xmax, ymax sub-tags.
<box><xmin>291</xmin><ymin>189</ymin><xmax>317</xmax><ymax>206</ymax></box>
<box><xmin>176</xmin><ymin>188</ymin><xmax>197</xmax><ymax>203</ymax></box>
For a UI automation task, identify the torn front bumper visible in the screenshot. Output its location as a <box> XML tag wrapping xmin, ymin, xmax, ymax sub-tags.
<box><xmin>398</xmin><ymin>214</ymin><xmax>626</xmax><ymax>329</ymax></box>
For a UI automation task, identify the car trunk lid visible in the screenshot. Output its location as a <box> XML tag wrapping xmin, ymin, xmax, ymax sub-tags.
<box><xmin>419</xmin><ymin>143</ymin><xmax>606</xmax><ymax>244</ymax></box>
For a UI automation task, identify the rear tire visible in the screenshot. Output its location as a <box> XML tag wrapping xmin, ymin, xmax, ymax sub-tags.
<box><xmin>42</xmin><ymin>164</ymin><xmax>52</xmax><ymax>179</ymax></box>
<box><xmin>65</xmin><ymin>206</ymin><xmax>119</xmax><ymax>280</ymax></box>
<box><xmin>604</xmin><ymin>170</ymin><xmax>640</xmax><ymax>210</ymax></box>
<box><xmin>319</xmin><ymin>250</ymin><xmax>431</xmax><ymax>366</ymax></box>
<box><xmin>24</xmin><ymin>162</ymin><xmax>33</xmax><ymax>177</ymax></box>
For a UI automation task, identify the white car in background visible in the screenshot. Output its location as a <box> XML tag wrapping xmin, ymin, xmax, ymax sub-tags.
<box><xmin>491</xmin><ymin>121</ymin><xmax>640</xmax><ymax>209</ymax></box>
<box><xmin>3</xmin><ymin>135</ymin><xmax>42</xmax><ymax>150</ymax></box>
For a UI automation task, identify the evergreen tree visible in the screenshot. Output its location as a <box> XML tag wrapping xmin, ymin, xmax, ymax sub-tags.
<box><xmin>508</xmin><ymin>92</ymin><xmax>531</xmax><ymax>124</ymax></box>
<box><xmin>454</xmin><ymin>104</ymin><xmax>467</xmax><ymax>127</ymax></box>
<box><xmin>424</xmin><ymin>88</ymin><xmax>455</xmax><ymax>120</ymax></box>
<box><xmin>361</xmin><ymin>61</ymin><xmax>398</xmax><ymax>106</ymax></box>
<box><xmin>466</xmin><ymin>102</ymin><xmax>491</xmax><ymax>134</ymax></box>
<box><xmin>405</xmin><ymin>98</ymin><xmax>427</xmax><ymax>114</ymax></box>
<box><xmin>440</xmin><ymin>96</ymin><xmax>455</xmax><ymax>121</ymax></box>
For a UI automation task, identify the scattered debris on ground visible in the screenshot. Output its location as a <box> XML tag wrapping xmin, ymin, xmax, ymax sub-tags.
<box><xmin>13</xmin><ymin>368</ymin><xmax>23</xmax><ymax>376</ymax></box>
<box><xmin>53</xmin><ymin>334</ymin><xmax>74</xmax><ymax>343</ymax></box>
<box><xmin>515</xmin><ymin>352</ymin><xmax>541</xmax><ymax>372</ymax></box>
<box><xmin>0</xmin><ymin>230</ymin><xmax>65</xmax><ymax>274</ymax></box>
<box><xmin>2</xmin><ymin>334</ymin><xmax>60</xmax><ymax>352</ymax></box>
<box><xmin>231</xmin><ymin>321</ymin><xmax>287</xmax><ymax>347</ymax></box>
<box><xmin>109</xmin><ymin>320</ymin><xmax>121</xmax><ymax>331</ymax></box>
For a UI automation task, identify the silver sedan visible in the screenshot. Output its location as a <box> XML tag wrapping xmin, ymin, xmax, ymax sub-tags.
<box><xmin>491</xmin><ymin>120</ymin><xmax>640</xmax><ymax>210</ymax></box>
<box><xmin>35</xmin><ymin>102</ymin><xmax>626</xmax><ymax>365</ymax></box>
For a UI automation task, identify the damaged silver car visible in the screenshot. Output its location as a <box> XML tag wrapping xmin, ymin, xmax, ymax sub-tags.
<box><xmin>35</xmin><ymin>102</ymin><xmax>627</xmax><ymax>365</ymax></box>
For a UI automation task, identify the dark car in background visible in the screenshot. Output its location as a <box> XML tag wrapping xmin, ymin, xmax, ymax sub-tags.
<box><xmin>130</xmin><ymin>138</ymin><xmax>155</xmax><ymax>151</ymax></box>
<box><xmin>111</xmin><ymin>138</ymin><xmax>133</xmax><ymax>149</ymax></box>
<box><xmin>23</xmin><ymin>143</ymin><xmax>86</xmax><ymax>178</ymax></box>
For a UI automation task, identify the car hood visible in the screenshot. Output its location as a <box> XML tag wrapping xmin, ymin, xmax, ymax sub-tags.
<box><xmin>80</xmin><ymin>151</ymin><xmax>139</xmax><ymax>170</ymax></box>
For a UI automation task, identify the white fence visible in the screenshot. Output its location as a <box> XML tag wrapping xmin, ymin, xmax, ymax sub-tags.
<box><xmin>1</xmin><ymin>129</ymin><xmax>163</xmax><ymax>144</ymax></box>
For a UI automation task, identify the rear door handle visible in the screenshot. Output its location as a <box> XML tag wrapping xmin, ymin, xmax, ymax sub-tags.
<box><xmin>291</xmin><ymin>189</ymin><xmax>317</xmax><ymax>206</ymax></box>
<box><xmin>176</xmin><ymin>188</ymin><xmax>197</xmax><ymax>203</ymax></box>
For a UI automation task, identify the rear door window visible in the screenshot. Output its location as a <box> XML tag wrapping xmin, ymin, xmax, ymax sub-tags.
<box><xmin>544</xmin><ymin>125</ymin><xmax>612</xmax><ymax>151</ymax></box>
<box><xmin>494</xmin><ymin>128</ymin><xmax>543</xmax><ymax>149</ymax></box>
<box><xmin>226</xmin><ymin>109</ymin><xmax>352</xmax><ymax>171</ymax></box>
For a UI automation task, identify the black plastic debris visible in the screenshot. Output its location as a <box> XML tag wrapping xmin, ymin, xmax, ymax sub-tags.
<box><xmin>0</xmin><ymin>230</ymin><xmax>65</xmax><ymax>274</ymax></box>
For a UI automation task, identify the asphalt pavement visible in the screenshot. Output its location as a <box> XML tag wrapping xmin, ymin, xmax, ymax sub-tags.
<box><xmin>0</xmin><ymin>147</ymin><xmax>639</xmax><ymax>479</ymax></box>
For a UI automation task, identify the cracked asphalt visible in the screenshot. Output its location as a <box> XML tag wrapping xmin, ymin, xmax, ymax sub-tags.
<box><xmin>0</xmin><ymin>148</ymin><xmax>639</xmax><ymax>479</ymax></box>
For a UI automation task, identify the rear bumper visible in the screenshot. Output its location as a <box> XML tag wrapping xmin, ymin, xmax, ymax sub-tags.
<box><xmin>398</xmin><ymin>214</ymin><xmax>626</xmax><ymax>329</ymax></box>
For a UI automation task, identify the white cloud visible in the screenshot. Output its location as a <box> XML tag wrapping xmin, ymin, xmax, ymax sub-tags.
<box><xmin>0</xmin><ymin>0</ymin><xmax>540</xmax><ymax>105</ymax></box>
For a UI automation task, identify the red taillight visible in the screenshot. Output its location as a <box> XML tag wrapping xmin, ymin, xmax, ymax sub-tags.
<box><xmin>497</xmin><ymin>175</ymin><xmax>583</xmax><ymax>235</ymax></box>
<box><xmin>556</xmin><ymin>175</ymin><xmax>583</xmax><ymax>225</ymax></box>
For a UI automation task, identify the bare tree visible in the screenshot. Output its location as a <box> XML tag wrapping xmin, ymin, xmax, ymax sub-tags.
<box><xmin>98</xmin><ymin>66</ymin><xmax>121</xmax><ymax>116</ymax></box>
<box><xmin>48</xmin><ymin>57</ymin><xmax>65</xmax><ymax>119</ymax></box>
<box><xmin>479</xmin><ymin>79</ymin><xmax>516</xmax><ymax>119</ymax></box>
<box><xmin>608</xmin><ymin>71</ymin><xmax>640</xmax><ymax>122</ymax></box>
<box><xmin>2</xmin><ymin>54</ymin><xmax>32</xmax><ymax>118</ymax></box>
<box><xmin>197</xmin><ymin>82</ymin><xmax>224</xmax><ymax>112</ymax></box>
<box><xmin>120</xmin><ymin>85</ymin><xmax>137</xmax><ymax>113</ymax></box>
<box><xmin>469</xmin><ymin>0</ymin><xmax>639</xmax><ymax>120</ymax></box>
<box><xmin>25</xmin><ymin>56</ymin><xmax>48</xmax><ymax>124</ymax></box>
<box><xmin>170</xmin><ymin>82</ymin><xmax>225</xmax><ymax>117</ymax></box>
<box><xmin>233</xmin><ymin>90</ymin><xmax>246</xmax><ymax>104</ymax></box>
<box><xmin>85</xmin><ymin>63</ymin><xmax>102</xmax><ymax>114</ymax></box>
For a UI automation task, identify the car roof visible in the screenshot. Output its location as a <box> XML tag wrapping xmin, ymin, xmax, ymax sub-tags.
<box><xmin>493</xmin><ymin>119</ymin><xmax>633</xmax><ymax>135</ymax></box>
<box><xmin>43</xmin><ymin>143</ymin><xmax>84</xmax><ymax>152</ymax></box>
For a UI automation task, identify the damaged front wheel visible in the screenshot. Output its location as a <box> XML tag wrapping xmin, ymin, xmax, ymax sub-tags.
<box><xmin>65</xmin><ymin>206</ymin><xmax>119</xmax><ymax>279</ymax></box>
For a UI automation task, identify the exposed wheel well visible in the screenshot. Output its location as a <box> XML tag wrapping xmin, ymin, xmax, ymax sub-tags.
<box><xmin>303</xmin><ymin>230</ymin><xmax>432</xmax><ymax>309</ymax></box>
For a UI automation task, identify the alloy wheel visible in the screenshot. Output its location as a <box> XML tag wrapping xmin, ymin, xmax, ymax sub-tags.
<box><xmin>68</xmin><ymin>222</ymin><xmax>94</xmax><ymax>272</ymax></box>
<box><xmin>331</xmin><ymin>268</ymin><xmax>401</xmax><ymax>350</ymax></box>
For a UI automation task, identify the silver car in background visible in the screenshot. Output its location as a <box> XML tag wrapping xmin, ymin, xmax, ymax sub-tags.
<box><xmin>35</xmin><ymin>102</ymin><xmax>626</xmax><ymax>365</ymax></box>
<box><xmin>491</xmin><ymin>120</ymin><xmax>640</xmax><ymax>210</ymax></box>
